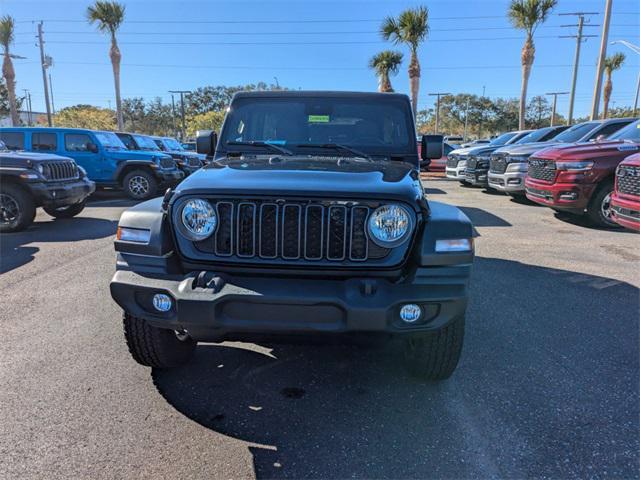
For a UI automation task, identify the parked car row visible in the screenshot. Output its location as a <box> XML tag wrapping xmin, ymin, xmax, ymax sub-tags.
<box><xmin>445</xmin><ymin>118</ymin><xmax>640</xmax><ymax>230</ymax></box>
<box><xmin>0</xmin><ymin>127</ymin><xmax>207</xmax><ymax>232</ymax></box>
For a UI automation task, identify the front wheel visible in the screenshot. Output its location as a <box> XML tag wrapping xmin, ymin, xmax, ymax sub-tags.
<box><xmin>586</xmin><ymin>181</ymin><xmax>618</xmax><ymax>228</ymax></box>
<box><xmin>122</xmin><ymin>169</ymin><xmax>158</xmax><ymax>200</ymax></box>
<box><xmin>123</xmin><ymin>313</ymin><xmax>196</xmax><ymax>368</ymax></box>
<box><xmin>403</xmin><ymin>315</ymin><xmax>465</xmax><ymax>381</ymax></box>
<box><xmin>0</xmin><ymin>183</ymin><xmax>36</xmax><ymax>233</ymax></box>
<box><xmin>43</xmin><ymin>200</ymin><xmax>86</xmax><ymax>219</ymax></box>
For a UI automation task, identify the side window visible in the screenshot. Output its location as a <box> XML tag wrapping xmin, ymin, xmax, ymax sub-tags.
<box><xmin>0</xmin><ymin>132</ymin><xmax>25</xmax><ymax>150</ymax></box>
<box><xmin>118</xmin><ymin>134</ymin><xmax>135</xmax><ymax>149</ymax></box>
<box><xmin>65</xmin><ymin>133</ymin><xmax>93</xmax><ymax>152</ymax></box>
<box><xmin>153</xmin><ymin>139</ymin><xmax>165</xmax><ymax>150</ymax></box>
<box><xmin>32</xmin><ymin>132</ymin><xmax>57</xmax><ymax>151</ymax></box>
<box><xmin>590</xmin><ymin>122</ymin><xmax>629</xmax><ymax>140</ymax></box>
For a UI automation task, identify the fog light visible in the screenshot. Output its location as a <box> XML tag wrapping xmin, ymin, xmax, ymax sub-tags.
<box><xmin>152</xmin><ymin>293</ymin><xmax>172</xmax><ymax>312</ymax></box>
<box><xmin>559</xmin><ymin>191</ymin><xmax>578</xmax><ymax>200</ymax></box>
<box><xmin>400</xmin><ymin>304</ymin><xmax>422</xmax><ymax>323</ymax></box>
<box><xmin>507</xmin><ymin>178</ymin><xmax>521</xmax><ymax>185</ymax></box>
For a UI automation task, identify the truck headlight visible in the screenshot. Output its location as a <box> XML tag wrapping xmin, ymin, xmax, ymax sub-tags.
<box><xmin>506</xmin><ymin>162</ymin><xmax>528</xmax><ymax>172</ymax></box>
<box><xmin>556</xmin><ymin>160</ymin><xmax>594</xmax><ymax>171</ymax></box>
<box><xmin>367</xmin><ymin>204</ymin><xmax>413</xmax><ymax>247</ymax></box>
<box><xmin>179</xmin><ymin>198</ymin><xmax>217</xmax><ymax>241</ymax></box>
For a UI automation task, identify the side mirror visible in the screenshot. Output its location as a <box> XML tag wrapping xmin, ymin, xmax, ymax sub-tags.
<box><xmin>196</xmin><ymin>130</ymin><xmax>217</xmax><ymax>158</ymax></box>
<box><xmin>421</xmin><ymin>134</ymin><xmax>444</xmax><ymax>161</ymax></box>
<box><xmin>87</xmin><ymin>142</ymin><xmax>99</xmax><ymax>153</ymax></box>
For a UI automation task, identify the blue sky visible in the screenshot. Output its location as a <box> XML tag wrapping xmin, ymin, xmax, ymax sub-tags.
<box><xmin>3</xmin><ymin>0</ymin><xmax>639</xmax><ymax>119</ymax></box>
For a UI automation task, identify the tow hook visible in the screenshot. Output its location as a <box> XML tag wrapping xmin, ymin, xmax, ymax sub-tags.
<box><xmin>192</xmin><ymin>271</ymin><xmax>225</xmax><ymax>293</ymax></box>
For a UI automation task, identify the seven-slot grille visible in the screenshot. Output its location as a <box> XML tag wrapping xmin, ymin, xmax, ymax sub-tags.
<box><xmin>160</xmin><ymin>157</ymin><xmax>175</xmax><ymax>168</ymax></box>
<box><xmin>617</xmin><ymin>165</ymin><xmax>640</xmax><ymax>196</ymax></box>
<box><xmin>191</xmin><ymin>199</ymin><xmax>392</xmax><ymax>264</ymax></box>
<box><xmin>490</xmin><ymin>155</ymin><xmax>507</xmax><ymax>174</ymax></box>
<box><xmin>41</xmin><ymin>161</ymin><xmax>78</xmax><ymax>181</ymax></box>
<box><xmin>528</xmin><ymin>158</ymin><xmax>556</xmax><ymax>182</ymax></box>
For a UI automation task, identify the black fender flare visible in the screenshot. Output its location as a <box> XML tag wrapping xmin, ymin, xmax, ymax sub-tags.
<box><xmin>113</xmin><ymin>160</ymin><xmax>157</xmax><ymax>183</ymax></box>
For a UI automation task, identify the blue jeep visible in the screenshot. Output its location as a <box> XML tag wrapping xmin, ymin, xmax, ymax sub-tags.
<box><xmin>0</xmin><ymin>128</ymin><xmax>184</xmax><ymax>200</ymax></box>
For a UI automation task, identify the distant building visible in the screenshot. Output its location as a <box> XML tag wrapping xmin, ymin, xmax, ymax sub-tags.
<box><xmin>0</xmin><ymin>110</ymin><xmax>47</xmax><ymax>127</ymax></box>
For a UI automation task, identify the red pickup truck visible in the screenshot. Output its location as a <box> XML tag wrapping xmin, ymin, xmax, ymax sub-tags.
<box><xmin>525</xmin><ymin>119</ymin><xmax>640</xmax><ymax>227</ymax></box>
<box><xmin>611</xmin><ymin>153</ymin><xmax>640</xmax><ymax>231</ymax></box>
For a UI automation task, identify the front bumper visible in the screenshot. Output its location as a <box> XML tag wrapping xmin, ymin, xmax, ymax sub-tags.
<box><xmin>525</xmin><ymin>178</ymin><xmax>595</xmax><ymax>212</ymax></box>
<box><xmin>464</xmin><ymin>168</ymin><xmax>489</xmax><ymax>187</ymax></box>
<box><xmin>155</xmin><ymin>169</ymin><xmax>184</xmax><ymax>185</ymax></box>
<box><xmin>445</xmin><ymin>163</ymin><xmax>466</xmax><ymax>180</ymax></box>
<box><xmin>28</xmin><ymin>177</ymin><xmax>96</xmax><ymax>208</ymax></box>
<box><xmin>110</xmin><ymin>265</ymin><xmax>470</xmax><ymax>342</ymax></box>
<box><xmin>611</xmin><ymin>192</ymin><xmax>640</xmax><ymax>231</ymax></box>
<box><xmin>488</xmin><ymin>170</ymin><xmax>526</xmax><ymax>193</ymax></box>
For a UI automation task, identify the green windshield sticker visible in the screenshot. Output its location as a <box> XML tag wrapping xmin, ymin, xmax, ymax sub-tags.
<box><xmin>308</xmin><ymin>115</ymin><xmax>330</xmax><ymax>123</ymax></box>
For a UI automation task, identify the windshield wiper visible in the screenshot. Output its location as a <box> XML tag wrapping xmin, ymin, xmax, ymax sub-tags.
<box><xmin>226</xmin><ymin>141</ymin><xmax>293</xmax><ymax>156</ymax></box>
<box><xmin>297</xmin><ymin>143</ymin><xmax>372</xmax><ymax>160</ymax></box>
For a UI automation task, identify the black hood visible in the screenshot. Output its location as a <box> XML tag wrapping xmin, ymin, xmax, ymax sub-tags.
<box><xmin>0</xmin><ymin>150</ymin><xmax>73</xmax><ymax>167</ymax></box>
<box><xmin>173</xmin><ymin>155</ymin><xmax>422</xmax><ymax>206</ymax></box>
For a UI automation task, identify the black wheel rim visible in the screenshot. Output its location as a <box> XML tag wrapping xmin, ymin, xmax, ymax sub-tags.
<box><xmin>0</xmin><ymin>193</ymin><xmax>20</xmax><ymax>225</ymax></box>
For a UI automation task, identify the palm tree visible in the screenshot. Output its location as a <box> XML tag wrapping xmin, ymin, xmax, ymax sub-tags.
<box><xmin>0</xmin><ymin>15</ymin><xmax>19</xmax><ymax>126</ymax></box>
<box><xmin>508</xmin><ymin>0</ymin><xmax>557</xmax><ymax>129</ymax></box>
<box><xmin>602</xmin><ymin>52</ymin><xmax>625</xmax><ymax>119</ymax></box>
<box><xmin>87</xmin><ymin>1</ymin><xmax>125</xmax><ymax>130</ymax></box>
<box><xmin>369</xmin><ymin>51</ymin><xmax>403</xmax><ymax>93</ymax></box>
<box><xmin>381</xmin><ymin>6</ymin><xmax>429</xmax><ymax>118</ymax></box>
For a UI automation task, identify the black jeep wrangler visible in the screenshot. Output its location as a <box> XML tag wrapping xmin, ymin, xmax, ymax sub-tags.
<box><xmin>110</xmin><ymin>91</ymin><xmax>474</xmax><ymax>380</ymax></box>
<box><xmin>0</xmin><ymin>140</ymin><xmax>96</xmax><ymax>233</ymax></box>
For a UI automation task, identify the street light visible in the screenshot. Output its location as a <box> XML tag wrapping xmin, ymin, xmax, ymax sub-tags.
<box><xmin>610</xmin><ymin>40</ymin><xmax>640</xmax><ymax>117</ymax></box>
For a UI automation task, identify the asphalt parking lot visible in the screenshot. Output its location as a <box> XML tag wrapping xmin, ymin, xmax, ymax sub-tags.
<box><xmin>1</xmin><ymin>178</ymin><xmax>638</xmax><ymax>479</ymax></box>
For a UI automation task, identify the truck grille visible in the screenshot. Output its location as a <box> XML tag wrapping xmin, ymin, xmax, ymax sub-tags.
<box><xmin>617</xmin><ymin>165</ymin><xmax>640</xmax><ymax>196</ymax></box>
<box><xmin>490</xmin><ymin>155</ymin><xmax>507</xmax><ymax>174</ymax></box>
<box><xmin>41</xmin><ymin>161</ymin><xmax>79</xmax><ymax>182</ymax></box>
<box><xmin>188</xmin><ymin>199</ymin><xmax>395</xmax><ymax>265</ymax></box>
<box><xmin>446</xmin><ymin>155</ymin><xmax>458</xmax><ymax>168</ymax></box>
<box><xmin>528</xmin><ymin>158</ymin><xmax>556</xmax><ymax>182</ymax></box>
<box><xmin>466</xmin><ymin>157</ymin><xmax>477</xmax><ymax>170</ymax></box>
<box><xmin>160</xmin><ymin>157</ymin><xmax>175</xmax><ymax>169</ymax></box>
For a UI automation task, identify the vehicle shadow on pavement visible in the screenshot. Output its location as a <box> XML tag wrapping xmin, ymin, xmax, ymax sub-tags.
<box><xmin>458</xmin><ymin>207</ymin><xmax>511</xmax><ymax>227</ymax></box>
<box><xmin>151</xmin><ymin>257</ymin><xmax>639</xmax><ymax>479</ymax></box>
<box><xmin>553</xmin><ymin>211</ymin><xmax>635</xmax><ymax>233</ymax></box>
<box><xmin>0</xmin><ymin>217</ymin><xmax>117</xmax><ymax>273</ymax></box>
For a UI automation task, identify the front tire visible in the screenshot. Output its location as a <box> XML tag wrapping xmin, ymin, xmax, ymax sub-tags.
<box><xmin>586</xmin><ymin>180</ymin><xmax>618</xmax><ymax>228</ymax></box>
<box><xmin>43</xmin><ymin>200</ymin><xmax>86</xmax><ymax>219</ymax></box>
<box><xmin>403</xmin><ymin>315</ymin><xmax>465</xmax><ymax>381</ymax></box>
<box><xmin>0</xmin><ymin>183</ymin><xmax>36</xmax><ymax>233</ymax></box>
<box><xmin>122</xmin><ymin>169</ymin><xmax>158</xmax><ymax>200</ymax></box>
<box><xmin>123</xmin><ymin>313</ymin><xmax>196</xmax><ymax>368</ymax></box>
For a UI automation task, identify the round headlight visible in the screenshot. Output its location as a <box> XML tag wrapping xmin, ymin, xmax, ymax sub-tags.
<box><xmin>179</xmin><ymin>198</ymin><xmax>217</xmax><ymax>241</ymax></box>
<box><xmin>367</xmin><ymin>204</ymin><xmax>412</xmax><ymax>247</ymax></box>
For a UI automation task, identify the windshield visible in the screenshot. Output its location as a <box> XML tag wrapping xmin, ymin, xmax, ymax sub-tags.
<box><xmin>133</xmin><ymin>134</ymin><xmax>161</xmax><ymax>150</ymax></box>
<box><xmin>219</xmin><ymin>96</ymin><xmax>414</xmax><ymax>155</ymax></box>
<box><xmin>553</xmin><ymin>122</ymin><xmax>598</xmax><ymax>143</ymax></box>
<box><xmin>489</xmin><ymin>132</ymin><xmax>518</xmax><ymax>146</ymax></box>
<box><xmin>163</xmin><ymin>137</ymin><xmax>184</xmax><ymax>151</ymax></box>
<box><xmin>95</xmin><ymin>132</ymin><xmax>126</xmax><ymax>150</ymax></box>
<box><xmin>607</xmin><ymin>120</ymin><xmax>640</xmax><ymax>142</ymax></box>
<box><xmin>515</xmin><ymin>127</ymin><xmax>556</xmax><ymax>144</ymax></box>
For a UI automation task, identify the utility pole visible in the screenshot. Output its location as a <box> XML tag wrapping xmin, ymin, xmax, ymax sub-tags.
<box><xmin>560</xmin><ymin>12</ymin><xmax>599</xmax><ymax>124</ymax></box>
<box><xmin>37</xmin><ymin>22</ymin><xmax>52</xmax><ymax>127</ymax></box>
<box><xmin>48</xmin><ymin>72</ymin><xmax>55</xmax><ymax>115</ymax></box>
<box><xmin>169</xmin><ymin>90</ymin><xmax>191</xmax><ymax>140</ymax></box>
<box><xmin>463</xmin><ymin>99</ymin><xmax>470</xmax><ymax>141</ymax></box>
<box><xmin>545</xmin><ymin>92</ymin><xmax>569</xmax><ymax>126</ymax></box>
<box><xmin>428</xmin><ymin>92</ymin><xmax>451</xmax><ymax>134</ymax></box>
<box><xmin>590</xmin><ymin>0</ymin><xmax>612</xmax><ymax>120</ymax></box>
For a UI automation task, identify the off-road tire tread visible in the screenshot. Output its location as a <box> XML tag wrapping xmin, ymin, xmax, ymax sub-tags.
<box><xmin>404</xmin><ymin>315</ymin><xmax>465</xmax><ymax>380</ymax></box>
<box><xmin>0</xmin><ymin>183</ymin><xmax>36</xmax><ymax>233</ymax></box>
<box><xmin>43</xmin><ymin>200</ymin><xmax>86</xmax><ymax>219</ymax></box>
<box><xmin>122</xmin><ymin>312</ymin><xmax>195</xmax><ymax>368</ymax></box>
